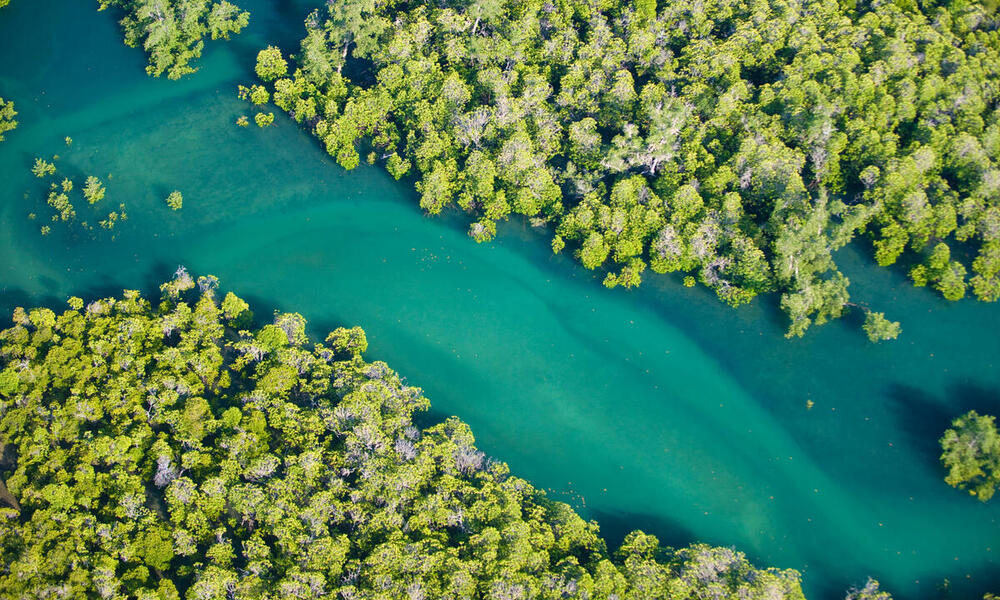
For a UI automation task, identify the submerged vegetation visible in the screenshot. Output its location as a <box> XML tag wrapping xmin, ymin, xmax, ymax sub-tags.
<box><xmin>0</xmin><ymin>272</ymin><xmax>815</xmax><ymax>599</ymax></box>
<box><xmin>941</xmin><ymin>410</ymin><xmax>1000</xmax><ymax>501</ymax></box>
<box><xmin>249</xmin><ymin>0</ymin><xmax>1000</xmax><ymax>338</ymax></box>
<box><xmin>97</xmin><ymin>0</ymin><xmax>249</xmax><ymax>79</ymax></box>
<box><xmin>26</xmin><ymin>150</ymin><xmax>126</xmax><ymax>235</ymax></box>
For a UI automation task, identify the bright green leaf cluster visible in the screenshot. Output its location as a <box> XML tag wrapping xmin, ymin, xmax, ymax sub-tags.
<box><xmin>862</xmin><ymin>312</ymin><xmax>901</xmax><ymax>343</ymax></box>
<box><xmin>940</xmin><ymin>410</ymin><xmax>1000</xmax><ymax>501</ymax></box>
<box><xmin>0</xmin><ymin>273</ymin><xmax>814</xmax><ymax>599</ymax></box>
<box><xmin>0</xmin><ymin>97</ymin><xmax>16</xmax><ymax>141</ymax></box>
<box><xmin>164</xmin><ymin>189</ymin><xmax>183</xmax><ymax>210</ymax></box>
<box><xmin>83</xmin><ymin>175</ymin><xmax>106</xmax><ymax>204</ymax></box>
<box><xmin>31</xmin><ymin>157</ymin><xmax>56</xmax><ymax>178</ymax></box>
<box><xmin>254</xmin><ymin>112</ymin><xmax>274</xmax><ymax>128</ymax></box>
<box><xmin>254</xmin><ymin>46</ymin><xmax>287</xmax><ymax>82</ymax></box>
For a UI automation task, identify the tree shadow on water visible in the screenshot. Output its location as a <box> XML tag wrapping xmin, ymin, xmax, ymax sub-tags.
<box><xmin>886</xmin><ymin>381</ymin><xmax>1000</xmax><ymax>473</ymax></box>
<box><xmin>587</xmin><ymin>508</ymin><xmax>696</xmax><ymax>554</ymax></box>
<box><xmin>950</xmin><ymin>382</ymin><xmax>1000</xmax><ymax>417</ymax></box>
<box><xmin>0</xmin><ymin>264</ymin><xmax>182</xmax><ymax>321</ymax></box>
<box><xmin>236</xmin><ymin>292</ymin><xmax>289</xmax><ymax>327</ymax></box>
<box><xmin>920</xmin><ymin>564</ymin><xmax>1000</xmax><ymax>600</ymax></box>
<box><xmin>411</xmin><ymin>406</ymin><xmax>451</xmax><ymax>431</ymax></box>
<box><xmin>886</xmin><ymin>383</ymin><xmax>956</xmax><ymax>470</ymax></box>
<box><xmin>0</xmin><ymin>286</ymin><xmax>62</xmax><ymax>320</ymax></box>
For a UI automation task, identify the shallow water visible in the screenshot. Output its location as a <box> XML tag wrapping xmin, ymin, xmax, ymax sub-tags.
<box><xmin>0</xmin><ymin>2</ymin><xmax>998</xmax><ymax>598</ymax></box>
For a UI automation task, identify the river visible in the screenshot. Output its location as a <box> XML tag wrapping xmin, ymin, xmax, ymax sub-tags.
<box><xmin>0</xmin><ymin>1</ymin><xmax>997</xmax><ymax>597</ymax></box>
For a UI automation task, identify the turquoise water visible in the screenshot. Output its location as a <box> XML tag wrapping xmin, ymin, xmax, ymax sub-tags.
<box><xmin>1</xmin><ymin>1</ymin><xmax>998</xmax><ymax>597</ymax></box>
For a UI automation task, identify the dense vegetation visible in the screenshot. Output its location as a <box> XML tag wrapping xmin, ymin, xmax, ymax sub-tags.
<box><xmin>940</xmin><ymin>410</ymin><xmax>1000</xmax><ymax>501</ymax></box>
<box><xmin>0</xmin><ymin>97</ymin><xmax>15</xmax><ymax>141</ymax></box>
<box><xmin>0</xmin><ymin>272</ymin><xmax>818</xmax><ymax>599</ymax></box>
<box><xmin>248</xmin><ymin>0</ymin><xmax>1000</xmax><ymax>338</ymax></box>
<box><xmin>97</xmin><ymin>0</ymin><xmax>249</xmax><ymax>79</ymax></box>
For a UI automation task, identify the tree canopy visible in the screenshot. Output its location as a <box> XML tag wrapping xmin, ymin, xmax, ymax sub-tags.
<box><xmin>845</xmin><ymin>579</ymin><xmax>893</xmax><ymax>600</ymax></box>
<box><xmin>0</xmin><ymin>97</ymin><xmax>16</xmax><ymax>141</ymax></box>
<box><xmin>940</xmin><ymin>410</ymin><xmax>1000</xmax><ymax>501</ymax></box>
<box><xmin>166</xmin><ymin>190</ymin><xmax>184</xmax><ymax>210</ymax></box>
<box><xmin>862</xmin><ymin>312</ymin><xmax>901</xmax><ymax>343</ymax></box>
<box><xmin>97</xmin><ymin>0</ymin><xmax>249</xmax><ymax>79</ymax></box>
<box><xmin>248</xmin><ymin>0</ymin><xmax>1000</xmax><ymax>338</ymax></box>
<box><xmin>0</xmin><ymin>271</ymin><xmax>816</xmax><ymax>599</ymax></box>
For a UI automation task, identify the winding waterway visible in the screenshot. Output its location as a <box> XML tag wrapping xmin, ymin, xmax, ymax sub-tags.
<box><xmin>1</xmin><ymin>1</ymin><xmax>998</xmax><ymax>597</ymax></box>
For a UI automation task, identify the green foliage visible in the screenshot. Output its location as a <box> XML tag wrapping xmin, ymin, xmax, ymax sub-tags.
<box><xmin>220</xmin><ymin>291</ymin><xmax>251</xmax><ymax>327</ymax></box>
<box><xmin>862</xmin><ymin>312</ymin><xmax>901</xmax><ymax>343</ymax></box>
<box><xmin>254</xmin><ymin>112</ymin><xmax>274</xmax><ymax>128</ymax></box>
<box><xmin>165</xmin><ymin>190</ymin><xmax>183</xmax><ymax>210</ymax></box>
<box><xmin>31</xmin><ymin>157</ymin><xmax>56</xmax><ymax>178</ymax></box>
<box><xmin>83</xmin><ymin>175</ymin><xmax>106</xmax><ymax>204</ymax></box>
<box><xmin>254</xmin><ymin>45</ymin><xmax>287</xmax><ymax>82</ymax></box>
<box><xmin>253</xmin><ymin>0</ymin><xmax>1000</xmax><ymax>340</ymax></box>
<box><xmin>0</xmin><ymin>275</ymin><xmax>812</xmax><ymax>600</ymax></box>
<box><xmin>97</xmin><ymin>0</ymin><xmax>249</xmax><ymax>79</ymax></box>
<box><xmin>0</xmin><ymin>97</ymin><xmax>16</xmax><ymax>141</ymax></box>
<box><xmin>910</xmin><ymin>243</ymin><xmax>967</xmax><ymax>301</ymax></box>
<box><xmin>98</xmin><ymin>207</ymin><xmax>125</xmax><ymax>230</ymax></box>
<box><xmin>46</xmin><ymin>189</ymin><xmax>74</xmax><ymax>221</ymax></box>
<box><xmin>940</xmin><ymin>411</ymin><xmax>1000</xmax><ymax>501</ymax></box>
<box><xmin>846</xmin><ymin>579</ymin><xmax>893</xmax><ymax>600</ymax></box>
<box><xmin>248</xmin><ymin>84</ymin><xmax>269</xmax><ymax>106</ymax></box>
<box><xmin>325</xmin><ymin>326</ymin><xmax>368</xmax><ymax>358</ymax></box>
